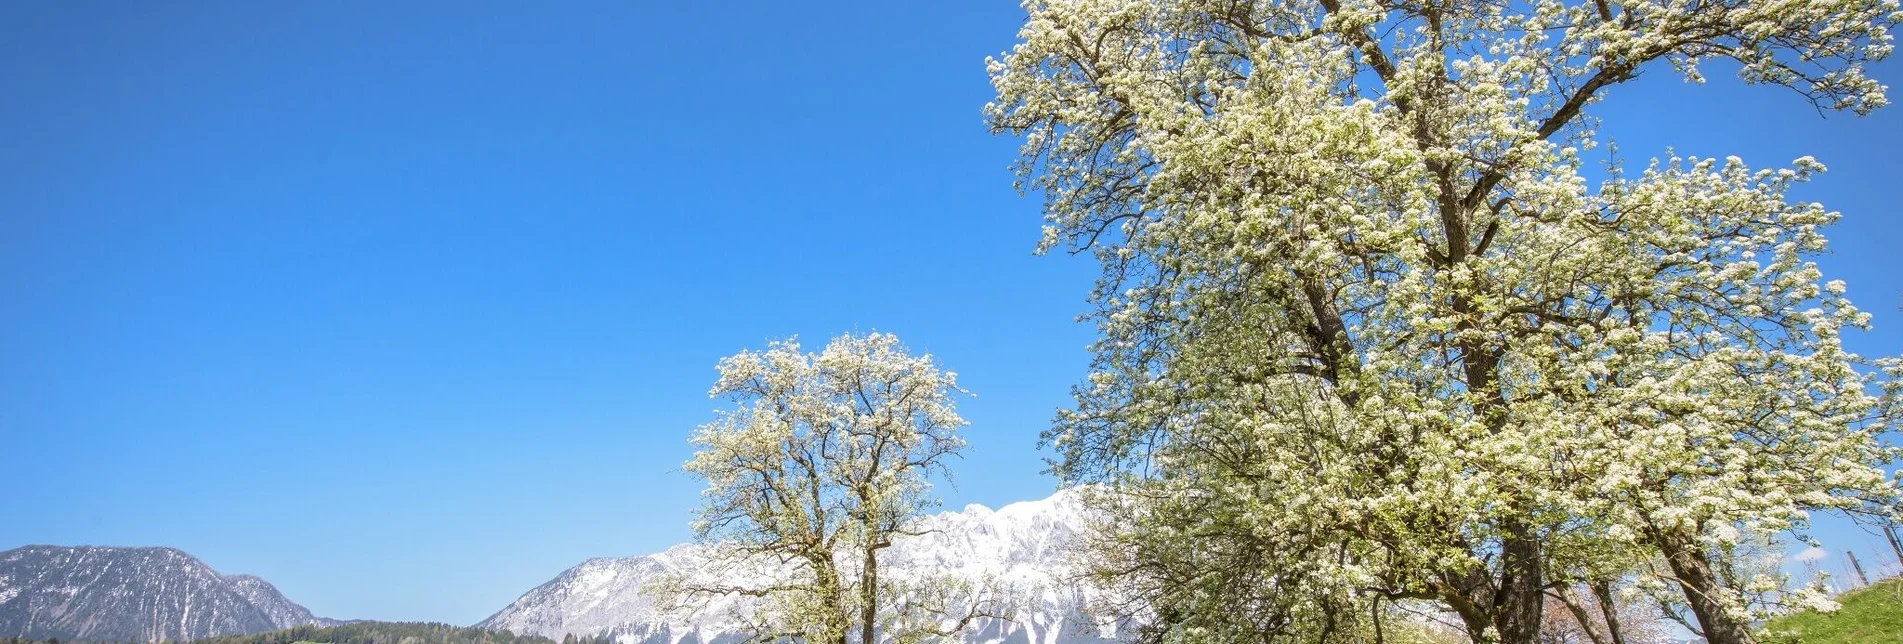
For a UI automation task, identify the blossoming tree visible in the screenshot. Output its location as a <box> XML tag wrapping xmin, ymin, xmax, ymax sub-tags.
<box><xmin>986</xmin><ymin>0</ymin><xmax>1902</xmax><ymax>642</ymax></box>
<box><xmin>670</xmin><ymin>333</ymin><xmax>986</xmax><ymax>644</ymax></box>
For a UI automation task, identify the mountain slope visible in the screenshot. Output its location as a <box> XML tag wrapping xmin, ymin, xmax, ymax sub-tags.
<box><xmin>478</xmin><ymin>489</ymin><xmax>1134</xmax><ymax>644</ymax></box>
<box><xmin>221</xmin><ymin>574</ymin><xmax>329</xmax><ymax>633</ymax></box>
<box><xmin>0</xmin><ymin>545</ymin><xmax>334</xmax><ymax>642</ymax></box>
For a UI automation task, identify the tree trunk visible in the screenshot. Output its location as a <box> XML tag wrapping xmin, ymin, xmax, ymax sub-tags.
<box><xmin>1493</xmin><ymin>521</ymin><xmax>1544</xmax><ymax>644</ymax></box>
<box><xmin>1438</xmin><ymin>575</ymin><xmax>1495</xmax><ymax>644</ymax></box>
<box><xmin>1552</xmin><ymin>585</ymin><xmax>1610</xmax><ymax>644</ymax></box>
<box><xmin>1655</xmin><ymin>529</ymin><xmax>1756</xmax><ymax>644</ymax></box>
<box><xmin>859</xmin><ymin>544</ymin><xmax>878</xmax><ymax>644</ymax></box>
<box><xmin>810</xmin><ymin>559</ymin><xmax>850</xmax><ymax>644</ymax></box>
<box><xmin>1591</xmin><ymin>580</ymin><xmax>1628</xmax><ymax>644</ymax></box>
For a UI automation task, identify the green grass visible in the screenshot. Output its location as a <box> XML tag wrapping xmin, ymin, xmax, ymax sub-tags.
<box><xmin>1759</xmin><ymin>577</ymin><xmax>1903</xmax><ymax>643</ymax></box>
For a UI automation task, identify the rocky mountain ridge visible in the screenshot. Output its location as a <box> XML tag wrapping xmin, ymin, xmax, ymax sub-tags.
<box><xmin>0</xmin><ymin>545</ymin><xmax>334</xmax><ymax>642</ymax></box>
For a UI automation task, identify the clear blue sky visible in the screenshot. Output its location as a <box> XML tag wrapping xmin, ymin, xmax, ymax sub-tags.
<box><xmin>0</xmin><ymin>0</ymin><xmax>1898</xmax><ymax>627</ymax></box>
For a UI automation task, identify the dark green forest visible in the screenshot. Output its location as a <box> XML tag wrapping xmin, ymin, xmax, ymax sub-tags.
<box><xmin>189</xmin><ymin>623</ymin><xmax>615</xmax><ymax>644</ymax></box>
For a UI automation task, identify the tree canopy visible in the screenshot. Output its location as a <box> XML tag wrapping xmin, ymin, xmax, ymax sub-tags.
<box><xmin>987</xmin><ymin>0</ymin><xmax>1903</xmax><ymax>642</ymax></box>
<box><xmin>666</xmin><ymin>332</ymin><xmax>990</xmax><ymax>644</ymax></box>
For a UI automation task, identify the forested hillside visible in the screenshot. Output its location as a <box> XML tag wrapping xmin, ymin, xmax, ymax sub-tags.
<box><xmin>184</xmin><ymin>622</ymin><xmax>612</xmax><ymax>644</ymax></box>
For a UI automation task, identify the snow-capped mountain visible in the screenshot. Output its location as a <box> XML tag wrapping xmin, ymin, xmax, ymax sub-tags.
<box><xmin>0</xmin><ymin>545</ymin><xmax>336</xmax><ymax>642</ymax></box>
<box><xmin>478</xmin><ymin>488</ymin><xmax>1134</xmax><ymax>644</ymax></box>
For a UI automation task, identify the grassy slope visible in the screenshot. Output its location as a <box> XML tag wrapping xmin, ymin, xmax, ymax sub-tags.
<box><xmin>1759</xmin><ymin>577</ymin><xmax>1903</xmax><ymax>643</ymax></box>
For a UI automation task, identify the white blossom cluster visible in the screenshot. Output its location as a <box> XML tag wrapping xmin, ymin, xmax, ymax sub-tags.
<box><xmin>987</xmin><ymin>0</ymin><xmax>1901</xmax><ymax>642</ymax></box>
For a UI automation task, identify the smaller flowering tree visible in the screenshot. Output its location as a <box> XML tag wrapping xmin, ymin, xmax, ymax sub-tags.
<box><xmin>666</xmin><ymin>333</ymin><xmax>987</xmax><ymax>644</ymax></box>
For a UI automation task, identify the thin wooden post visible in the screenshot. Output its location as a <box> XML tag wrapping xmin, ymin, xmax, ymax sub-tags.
<box><xmin>1883</xmin><ymin>523</ymin><xmax>1903</xmax><ymax>569</ymax></box>
<box><xmin>1847</xmin><ymin>551</ymin><xmax>1870</xmax><ymax>587</ymax></box>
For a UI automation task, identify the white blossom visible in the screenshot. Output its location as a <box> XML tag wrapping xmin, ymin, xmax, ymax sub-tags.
<box><xmin>988</xmin><ymin>0</ymin><xmax>1901</xmax><ymax>642</ymax></box>
<box><xmin>664</xmin><ymin>333</ymin><xmax>992</xmax><ymax>644</ymax></box>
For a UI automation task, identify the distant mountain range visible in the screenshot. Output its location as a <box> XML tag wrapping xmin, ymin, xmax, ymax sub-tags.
<box><xmin>0</xmin><ymin>490</ymin><xmax>1126</xmax><ymax>643</ymax></box>
<box><xmin>478</xmin><ymin>488</ymin><xmax>1134</xmax><ymax>644</ymax></box>
<box><xmin>0</xmin><ymin>545</ymin><xmax>335</xmax><ymax>642</ymax></box>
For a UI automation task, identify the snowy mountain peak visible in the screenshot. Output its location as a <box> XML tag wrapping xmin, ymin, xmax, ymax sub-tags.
<box><xmin>477</xmin><ymin>489</ymin><xmax>1131</xmax><ymax>644</ymax></box>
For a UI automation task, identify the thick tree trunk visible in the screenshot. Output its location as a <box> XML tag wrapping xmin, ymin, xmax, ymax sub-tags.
<box><xmin>1655</xmin><ymin>529</ymin><xmax>1756</xmax><ymax>644</ymax></box>
<box><xmin>1493</xmin><ymin>521</ymin><xmax>1545</xmax><ymax>644</ymax></box>
<box><xmin>812</xmin><ymin>560</ymin><xmax>850</xmax><ymax>644</ymax></box>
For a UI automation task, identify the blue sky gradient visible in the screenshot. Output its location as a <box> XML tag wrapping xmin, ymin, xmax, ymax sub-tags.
<box><xmin>2</xmin><ymin>1</ymin><xmax>1899</xmax><ymax>626</ymax></box>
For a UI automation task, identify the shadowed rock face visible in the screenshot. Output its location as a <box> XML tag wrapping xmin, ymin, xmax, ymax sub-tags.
<box><xmin>0</xmin><ymin>545</ymin><xmax>334</xmax><ymax>642</ymax></box>
<box><xmin>478</xmin><ymin>489</ymin><xmax>1137</xmax><ymax>644</ymax></box>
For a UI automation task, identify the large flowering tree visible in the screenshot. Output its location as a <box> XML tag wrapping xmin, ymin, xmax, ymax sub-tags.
<box><xmin>986</xmin><ymin>1</ymin><xmax>1902</xmax><ymax>643</ymax></box>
